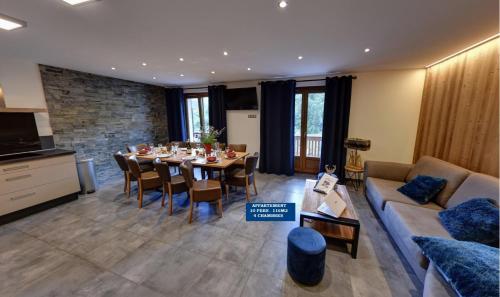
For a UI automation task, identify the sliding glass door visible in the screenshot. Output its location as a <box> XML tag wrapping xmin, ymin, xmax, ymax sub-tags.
<box><xmin>294</xmin><ymin>87</ymin><xmax>325</xmax><ymax>173</ymax></box>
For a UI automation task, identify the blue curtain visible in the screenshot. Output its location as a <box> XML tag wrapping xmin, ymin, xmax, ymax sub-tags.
<box><xmin>259</xmin><ymin>80</ymin><xmax>296</xmax><ymax>176</ymax></box>
<box><xmin>320</xmin><ymin>76</ymin><xmax>353</xmax><ymax>182</ymax></box>
<box><xmin>165</xmin><ymin>87</ymin><xmax>187</xmax><ymax>141</ymax></box>
<box><xmin>208</xmin><ymin>85</ymin><xmax>228</xmax><ymax>144</ymax></box>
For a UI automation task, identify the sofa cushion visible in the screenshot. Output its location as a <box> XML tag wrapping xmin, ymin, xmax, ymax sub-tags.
<box><xmin>439</xmin><ymin>198</ymin><xmax>499</xmax><ymax>247</ymax></box>
<box><xmin>398</xmin><ymin>175</ymin><xmax>447</xmax><ymax>204</ymax></box>
<box><xmin>423</xmin><ymin>263</ymin><xmax>456</xmax><ymax>297</ymax></box>
<box><xmin>446</xmin><ymin>173</ymin><xmax>499</xmax><ymax>208</ymax></box>
<box><xmin>383</xmin><ymin>202</ymin><xmax>451</xmax><ymax>280</ymax></box>
<box><xmin>413</xmin><ymin>236</ymin><xmax>499</xmax><ymax>297</ymax></box>
<box><xmin>406</xmin><ymin>156</ymin><xmax>469</xmax><ymax>207</ymax></box>
<box><xmin>366</xmin><ymin>177</ymin><xmax>443</xmax><ymax>211</ymax></box>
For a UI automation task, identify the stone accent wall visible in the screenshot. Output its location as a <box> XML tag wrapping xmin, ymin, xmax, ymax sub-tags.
<box><xmin>39</xmin><ymin>65</ymin><xmax>168</xmax><ymax>183</ymax></box>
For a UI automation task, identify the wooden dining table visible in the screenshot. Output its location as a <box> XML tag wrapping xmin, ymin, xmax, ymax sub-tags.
<box><xmin>126</xmin><ymin>150</ymin><xmax>249</xmax><ymax>180</ymax></box>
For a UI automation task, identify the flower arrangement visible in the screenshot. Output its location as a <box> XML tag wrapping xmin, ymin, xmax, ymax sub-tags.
<box><xmin>200</xmin><ymin>126</ymin><xmax>225</xmax><ymax>145</ymax></box>
<box><xmin>200</xmin><ymin>126</ymin><xmax>225</xmax><ymax>154</ymax></box>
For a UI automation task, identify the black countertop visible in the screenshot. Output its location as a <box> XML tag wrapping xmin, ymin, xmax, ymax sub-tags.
<box><xmin>0</xmin><ymin>149</ymin><xmax>76</xmax><ymax>165</ymax></box>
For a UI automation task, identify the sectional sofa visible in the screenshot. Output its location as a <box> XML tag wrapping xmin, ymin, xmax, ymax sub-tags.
<box><xmin>364</xmin><ymin>156</ymin><xmax>499</xmax><ymax>297</ymax></box>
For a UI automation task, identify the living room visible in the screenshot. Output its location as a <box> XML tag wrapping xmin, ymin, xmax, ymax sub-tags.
<box><xmin>0</xmin><ymin>1</ymin><xmax>498</xmax><ymax>297</ymax></box>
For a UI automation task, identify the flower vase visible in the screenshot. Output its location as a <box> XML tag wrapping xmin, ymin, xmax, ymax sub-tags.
<box><xmin>204</xmin><ymin>143</ymin><xmax>212</xmax><ymax>155</ymax></box>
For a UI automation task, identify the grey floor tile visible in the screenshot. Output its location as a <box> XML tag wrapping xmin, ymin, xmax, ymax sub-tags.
<box><xmin>185</xmin><ymin>258</ymin><xmax>250</xmax><ymax>297</ymax></box>
<box><xmin>141</xmin><ymin>248</ymin><xmax>212</xmax><ymax>296</ymax></box>
<box><xmin>74</xmin><ymin>271</ymin><xmax>165</xmax><ymax>297</ymax></box>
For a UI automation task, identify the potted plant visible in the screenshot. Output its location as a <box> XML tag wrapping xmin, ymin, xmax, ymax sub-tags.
<box><xmin>200</xmin><ymin>126</ymin><xmax>225</xmax><ymax>154</ymax></box>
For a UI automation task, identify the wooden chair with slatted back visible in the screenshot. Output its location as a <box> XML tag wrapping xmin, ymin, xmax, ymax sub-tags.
<box><xmin>225</xmin><ymin>153</ymin><xmax>259</xmax><ymax>201</ymax></box>
<box><xmin>127</xmin><ymin>156</ymin><xmax>162</xmax><ymax>208</ymax></box>
<box><xmin>180</xmin><ymin>161</ymin><xmax>223</xmax><ymax>223</ymax></box>
<box><xmin>153</xmin><ymin>158</ymin><xmax>188</xmax><ymax>215</ymax></box>
<box><xmin>113</xmin><ymin>151</ymin><xmax>135</xmax><ymax>197</ymax></box>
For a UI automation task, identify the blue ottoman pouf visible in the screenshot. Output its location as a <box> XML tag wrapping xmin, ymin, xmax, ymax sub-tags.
<box><xmin>287</xmin><ymin>227</ymin><xmax>326</xmax><ymax>285</ymax></box>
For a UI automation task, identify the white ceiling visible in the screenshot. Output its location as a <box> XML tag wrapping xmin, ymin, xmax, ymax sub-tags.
<box><xmin>0</xmin><ymin>0</ymin><xmax>498</xmax><ymax>86</ymax></box>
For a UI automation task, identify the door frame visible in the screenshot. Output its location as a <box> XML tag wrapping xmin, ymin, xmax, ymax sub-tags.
<box><xmin>294</xmin><ymin>86</ymin><xmax>325</xmax><ymax>174</ymax></box>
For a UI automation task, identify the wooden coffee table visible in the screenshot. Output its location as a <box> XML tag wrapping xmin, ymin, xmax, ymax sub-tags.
<box><xmin>300</xmin><ymin>179</ymin><xmax>361</xmax><ymax>258</ymax></box>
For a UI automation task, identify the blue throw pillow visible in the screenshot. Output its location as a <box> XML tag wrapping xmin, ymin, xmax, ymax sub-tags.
<box><xmin>412</xmin><ymin>236</ymin><xmax>499</xmax><ymax>297</ymax></box>
<box><xmin>397</xmin><ymin>175</ymin><xmax>447</xmax><ymax>204</ymax></box>
<box><xmin>439</xmin><ymin>198</ymin><xmax>499</xmax><ymax>247</ymax></box>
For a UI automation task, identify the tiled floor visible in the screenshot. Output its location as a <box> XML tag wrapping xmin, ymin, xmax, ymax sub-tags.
<box><xmin>0</xmin><ymin>172</ymin><xmax>422</xmax><ymax>297</ymax></box>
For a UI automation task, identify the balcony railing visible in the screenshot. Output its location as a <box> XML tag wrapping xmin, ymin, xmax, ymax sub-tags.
<box><xmin>294</xmin><ymin>135</ymin><xmax>322</xmax><ymax>158</ymax></box>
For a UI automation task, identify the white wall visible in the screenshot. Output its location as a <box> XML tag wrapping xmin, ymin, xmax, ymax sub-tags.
<box><xmin>349</xmin><ymin>70</ymin><xmax>426</xmax><ymax>164</ymax></box>
<box><xmin>0</xmin><ymin>57</ymin><xmax>52</xmax><ymax>136</ymax></box>
<box><xmin>185</xmin><ymin>69</ymin><xmax>426</xmax><ymax>164</ymax></box>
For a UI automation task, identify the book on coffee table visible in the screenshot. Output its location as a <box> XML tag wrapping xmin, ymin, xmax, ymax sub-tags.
<box><xmin>313</xmin><ymin>174</ymin><xmax>338</xmax><ymax>194</ymax></box>
<box><xmin>317</xmin><ymin>190</ymin><xmax>346</xmax><ymax>218</ymax></box>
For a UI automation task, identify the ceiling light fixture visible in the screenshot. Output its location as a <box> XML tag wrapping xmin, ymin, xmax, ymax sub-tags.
<box><xmin>247</xmin><ymin>67</ymin><xmax>252</xmax><ymax>71</ymax></box>
<box><xmin>211</xmin><ymin>71</ymin><xmax>216</xmax><ymax>74</ymax></box>
<box><xmin>141</xmin><ymin>62</ymin><xmax>147</xmax><ymax>66</ymax></box>
<box><xmin>279</xmin><ymin>1</ymin><xmax>288</xmax><ymax>8</ymax></box>
<box><xmin>153</xmin><ymin>77</ymin><xmax>157</xmax><ymax>80</ymax></box>
<box><xmin>223</xmin><ymin>51</ymin><xmax>229</xmax><ymax>56</ymax></box>
<box><xmin>180</xmin><ymin>74</ymin><xmax>185</xmax><ymax>77</ymax></box>
<box><xmin>0</xmin><ymin>13</ymin><xmax>27</xmax><ymax>31</ymax></box>
<box><xmin>62</xmin><ymin>0</ymin><xmax>98</xmax><ymax>5</ymax></box>
<box><xmin>179</xmin><ymin>57</ymin><xmax>184</xmax><ymax>62</ymax></box>
<box><xmin>111</xmin><ymin>67</ymin><xmax>116</xmax><ymax>70</ymax></box>
<box><xmin>364</xmin><ymin>48</ymin><xmax>370</xmax><ymax>53</ymax></box>
<box><xmin>425</xmin><ymin>33</ymin><xmax>500</xmax><ymax>68</ymax></box>
<box><xmin>298</xmin><ymin>56</ymin><xmax>303</xmax><ymax>60</ymax></box>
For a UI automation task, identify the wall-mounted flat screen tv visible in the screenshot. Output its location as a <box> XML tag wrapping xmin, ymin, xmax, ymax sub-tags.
<box><xmin>225</xmin><ymin>87</ymin><xmax>258</xmax><ymax>110</ymax></box>
<box><xmin>0</xmin><ymin>113</ymin><xmax>41</xmax><ymax>156</ymax></box>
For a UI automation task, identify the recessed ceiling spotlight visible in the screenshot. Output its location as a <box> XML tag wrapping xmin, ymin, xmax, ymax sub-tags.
<box><xmin>111</xmin><ymin>67</ymin><xmax>116</xmax><ymax>70</ymax></box>
<box><xmin>153</xmin><ymin>77</ymin><xmax>157</xmax><ymax>80</ymax></box>
<box><xmin>180</xmin><ymin>74</ymin><xmax>185</xmax><ymax>77</ymax></box>
<box><xmin>298</xmin><ymin>56</ymin><xmax>303</xmax><ymax>60</ymax></box>
<box><xmin>62</xmin><ymin>0</ymin><xmax>97</xmax><ymax>5</ymax></box>
<box><xmin>211</xmin><ymin>71</ymin><xmax>216</xmax><ymax>74</ymax></box>
<box><xmin>141</xmin><ymin>62</ymin><xmax>147</xmax><ymax>66</ymax></box>
<box><xmin>223</xmin><ymin>51</ymin><xmax>229</xmax><ymax>56</ymax></box>
<box><xmin>279</xmin><ymin>1</ymin><xmax>288</xmax><ymax>8</ymax></box>
<box><xmin>247</xmin><ymin>67</ymin><xmax>252</xmax><ymax>71</ymax></box>
<box><xmin>179</xmin><ymin>57</ymin><xmax>184</xmax><ymax>62</ymax></box>
<box><xmin>364</xmin><ymin>48</ymin><xmax>371</xmax><ymax>53</ymax></box>
<box><xmin>0</xmin><ymin>13</ymin><xmax>27</xmax><ymax>31</ymax></box>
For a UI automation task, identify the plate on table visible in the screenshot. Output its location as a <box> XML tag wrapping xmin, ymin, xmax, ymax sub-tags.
<box><xmin>136</xmin><ymin>152</ymin><xmax>152</xmax><ymax>156</ymax></box>
<box><xmin>157</xmin><ymin>153</ymin><xmax>173</xmax><ymax>158</ymax></box>
<box><xmin>182</xmin><ymin>156</ymin><xmax>197</xmax><ymax>161</ymax></box>
<box><xmin>225</xmin><ymin>155</ymin><xmax>237</xmax><ymax>160</ymax></box>
<box><xmin>206</xmin><ymin>159</ymin><xmax>219</xmax><ymax>163</ymax></box>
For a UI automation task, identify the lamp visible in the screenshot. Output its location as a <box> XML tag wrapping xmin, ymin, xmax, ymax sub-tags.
<box><xmin>344</xmin><ymin>138</ymin><xmax>371</xmax><ymax>169</ymax></box>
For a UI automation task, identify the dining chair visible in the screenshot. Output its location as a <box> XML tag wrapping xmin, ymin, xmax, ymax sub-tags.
<box><xmin>127</xmin><ymin>156</ymin><xmax>162</xmax><ymax>208</ymax></box>
<box><xmin>153</xmin><ymin>158</ymin><xmax>188</xmax><ymax>215</ymax></box>
<box><xmin>228</xmin><ymin>144</ymin><xmax>247</xmax><ymax>152</ymax></box>
<box><xmin>225</xmin><ymin>153</ymin><xmax>259</xmax><ymax>201</ymax></box>
<box><xmin>229</xmin><ymin>144</ymin><xmax>247</xmax><ymax>169</ymax></box>
<box><xmin>180</xmin><ymin>161</ymin><xmax>223</xmax><ymax>223</ymax></box>
<box><xmin>126</xmin><ymin>143</ymin><xmax>147</xmax><ymax>153</ymax></box>
<box><xmin>113</xmin><ymin>151</ymin><xmax>136</xmax><ymax>197</ymax></box>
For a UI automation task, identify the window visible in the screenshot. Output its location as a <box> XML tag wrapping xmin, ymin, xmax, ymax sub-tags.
<box><xmin>185</xmin><ymin>93</ymin><xmax>209</xmax><ymax>141</ymax></box>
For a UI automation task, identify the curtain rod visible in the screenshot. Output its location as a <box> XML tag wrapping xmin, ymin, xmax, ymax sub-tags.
<box><xmin>182</xmin><ymin>76</ymin><xmax>357</xmax><ymax>90</ymax></box>
<box><xmin>258</xmin><ymin>77</ymin><xmax>357</xmax><ymax>85</ymax></box>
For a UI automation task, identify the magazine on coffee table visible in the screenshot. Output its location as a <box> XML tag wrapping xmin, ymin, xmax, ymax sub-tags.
<box><xmin>313</xmin><ymin>174</ymin><xmax>338</xmax><ymax>194</ymax></box>
<box><xmin>317</xmin><ymin>190</ymin><xmax>347</xmax><ymax>218</ymax></box>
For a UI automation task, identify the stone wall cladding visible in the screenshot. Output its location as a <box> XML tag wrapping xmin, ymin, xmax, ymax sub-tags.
<box><xmin>39</xmin><ymin>65</ymin><xmax>168</xmax><ymax>183</ymax></box>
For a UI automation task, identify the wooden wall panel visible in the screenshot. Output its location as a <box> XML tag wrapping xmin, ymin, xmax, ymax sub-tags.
<box><xmin>414</xmin><ymin>38</ymin><xmax>499</xmax><ymax>177</ymax></box>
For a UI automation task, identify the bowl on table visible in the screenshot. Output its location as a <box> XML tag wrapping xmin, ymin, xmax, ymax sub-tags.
<box><xmin>206</xmin><ymin>156</ymin><xmax>217</xmax><ymax>163</ymax></box>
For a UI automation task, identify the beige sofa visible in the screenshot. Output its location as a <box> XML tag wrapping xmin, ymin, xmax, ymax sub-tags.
<box><xmin>364</xmin><ymin>156</ymin><xmax>499</xmax><ymax>297</ymax></box>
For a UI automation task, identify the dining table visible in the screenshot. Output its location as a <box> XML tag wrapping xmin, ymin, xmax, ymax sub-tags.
<box><xmin>126</xmin><ymin>150</ymin><xmax>249</xmax><ymax>180</ymax></box>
